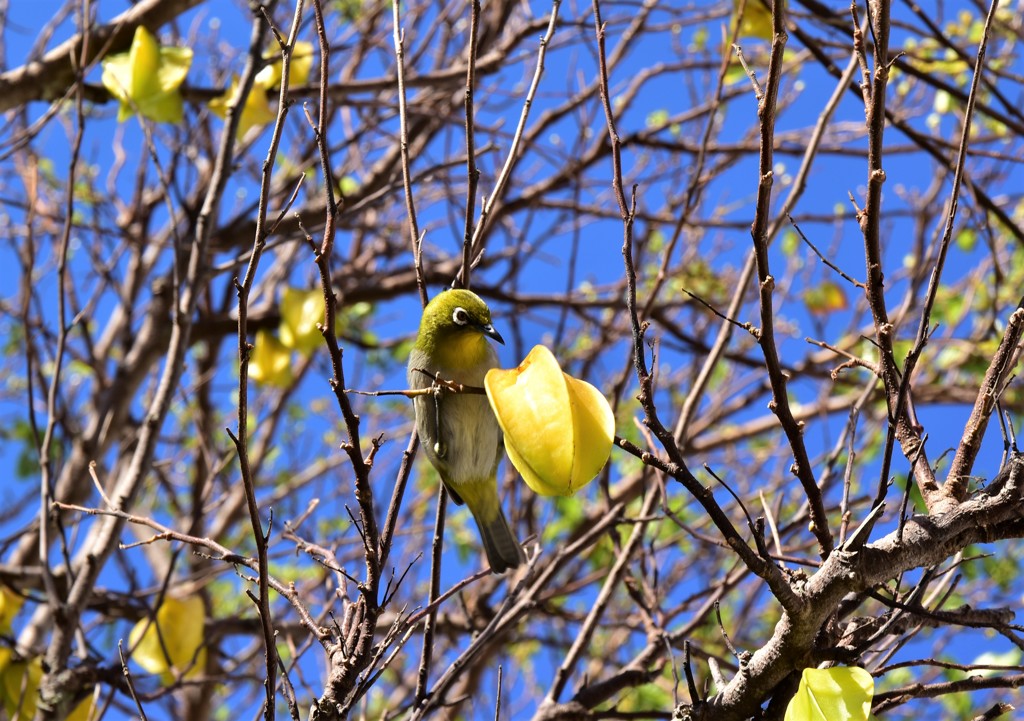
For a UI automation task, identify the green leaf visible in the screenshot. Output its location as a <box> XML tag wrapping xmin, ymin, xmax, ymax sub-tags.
<box><xmin>785</xmin><ymin>667</ymin><xmax>874</xmax><ymax>721</ymax></box>
<box><xmin>955</xmin><ymin>227</ymin><xmax>977</xmax><ymax>252</ymax></box>
<box><xmin>804</xmin><ymin>281</ymin><xmax>848</xmax><ymax>316</ymax></box>
<box><xmin>646</xmin><ymin>109</ymin><xmax>669</xmax><ymax>128</ymax></box>
<box><xmin>335</xmin><ymin>0</ymin><xmax>364</xmax><ymax>22</ymax></box>
<box><xmin>724</xmin><ymin>63</ymin><xmax>749</xmax><ymax>86</ymax></box>
<box><xmin>781</xmin><ymin>230</ymin><xmax>799</xmax><ymax>256</ymax></box>
<box><xmin>338</xmin><ymin>175</ymin><xmax>361</xmax><ymax>196</ymax></box>
<box><xmin>690</xmin><ymin>26</ymin><xmax>708</xmax><ymax>52</ymax></box>
<box><xmin>969</xmin><ymin>649</ymin><xmax>1023</xmax><ymax>677</ymax></box>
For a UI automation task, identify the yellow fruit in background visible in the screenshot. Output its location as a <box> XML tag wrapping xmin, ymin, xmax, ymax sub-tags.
<box><xmin>0</xmin><ymin>654</ymin><xmax>41</xmax><ymax>720</ymax></box>
<box><xmin>209</xmin><ymin>74</ymin><xmax>277</xmax><ymax>139</ymax></box>
<box><xmin>255</xmin><ymin>41</ymin><xmax>315</xmax><ymax>90</ymax></box>
<box><xmin>249</xmin><ymin>330</ymin><xmax>293</xmax><ymax>388</ymax></box>
<box><xmin>128</xmin><ymin>594</ymin><xmax>207</xmax><ymax>681</ymax></box>
<box><xmin>733</xmin><ymin>0</ymin><xmax>776</xmax><ymax>40</ymax></box>
<box><xmin>100</xmin><ymin>26</ymin><xmax>192</xmax><ymax>123</ymax></box>
<box><xmin>0</xmin><ymin>586</ymin><xmax>23</xmax><ymax>635</ymax></box>
<box><xmin>0</xmin><ymin>652</ymin><xmax>96</xmax><ymax>721</ymax></box>
<box><xmin>279</xmin><ymin>287</ymin><xmax>325</xmax><ymax>355</ymax></box>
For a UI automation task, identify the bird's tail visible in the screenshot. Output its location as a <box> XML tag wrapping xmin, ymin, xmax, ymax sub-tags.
<box><xmin>474</xmin><ymin>505</ymin><xmax>526</xmax><ymax>574</ymax></box>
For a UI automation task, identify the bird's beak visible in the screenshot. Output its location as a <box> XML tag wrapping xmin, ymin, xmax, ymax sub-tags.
<box><xmin>481</xmin><ymin>323</ymin><xmax>505</xmax><ymax>345</ymax></box>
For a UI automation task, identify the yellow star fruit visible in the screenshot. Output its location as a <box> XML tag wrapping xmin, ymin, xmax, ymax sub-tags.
<box><xmin>485</xmin><ymin>345</ymin><xmax>614</xmax><ymax>496</ymax></box>
<box><xmin>248</xmin><ymin>330</ymin><xmax>293</xmax><ymax>388</ymax></box>
<box><xmin>0</xmin><ymin>586</ymin><xmax>23</xmax><ymax>634</ymax></box>
<box><xmin>255</xmin><ymin>41</ymin><xmax>315</xmax><ymax>91</ymax></box>
<box><xmin>128</xmin><ymin>594</ymin><xmax>207</xmax><ymax>682</ymax></box>
<box><xmin>279</xmin><ymin>287</ymin><xmax>325</xmax><ymax>355</ymax></box>
<box><xmin>209</xmin><ymin>74</ymin><xmax>277</xmax><ymax>139</ymax></box>
<box><xmin>0</xmin><ymin>654</ymin><xmax>94</xmax><ymax>720</ymax></box>
<box><xmin>784</xmin><ymin>666</ymin><xmax>874</xmax><ymax>721</ymax></box>
<box><xmin>67</xmin><ymin>694</ymin><xmax>98</xmax><ymax>721</ymax></box>
<box><xmin>0</xmin><ymin>652</ymin><xmax>40</xmax><ymax>720</ymax></box>
<box><xmin>733</xmin><ymin>0</ymin><xmax>776</xmax><ymax>40</ymax></box>
<box><xmin>100</xmin><ymin>25</ymin><xmax>192</xmax><ymax>123</ymax></box>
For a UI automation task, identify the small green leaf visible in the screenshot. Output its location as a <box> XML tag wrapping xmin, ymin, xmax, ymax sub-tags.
<box><xmin>724</xmin><ymin>63</ymin><xmax>748</xmax><ymax>86</ymax></box>
<box><xmin>338</xmin><ymin>175</ymin><xmax>361</xmax><ymax>196</ymax></box>
<box><xmin>969</xmin><ymin>649</ymin><xmax>1023</xmax><ymax>677</ymax></box>
<box><xmin>781</xmin><ymin>230</ymin><xmax>799</xmax><ymax>256</ymax></box>
<box><xmin>690</xmin><ymin>26</ymin><xmax>708</xmax><ymax>52</ymax></box>
<box><xmin>646</xmin><ymin>109</ymin><xmax>669</xmax><ymax>128</ymax></box>
<box><xmin>955</xmin><ymin>227</ymin><xmax>977</xmax><ymax>252</ymax></box>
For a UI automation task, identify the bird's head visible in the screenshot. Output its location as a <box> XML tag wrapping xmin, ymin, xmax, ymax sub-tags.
<box><xmin>414</xmin><ymin>289</ymin><xmax>504</xmax><ymax>365</ymax></box>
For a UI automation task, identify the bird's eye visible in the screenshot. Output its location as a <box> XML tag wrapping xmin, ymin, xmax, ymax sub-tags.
<box><xmin>452</xmin><ymin>307</ymin><xmax>469</xmax><ymax>326</ymax></box>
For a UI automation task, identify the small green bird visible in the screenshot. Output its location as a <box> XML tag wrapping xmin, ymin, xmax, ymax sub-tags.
<box><xmin>408</xmin><ymin>288</ymin><xmax>526</xmax><ymax>574</ymax></box>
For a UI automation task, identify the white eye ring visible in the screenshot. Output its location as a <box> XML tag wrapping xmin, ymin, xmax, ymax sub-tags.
<box><xmin>452</xmin><ymin>307</ymin><xmax>469</xmax><ymax>326</ymax></box>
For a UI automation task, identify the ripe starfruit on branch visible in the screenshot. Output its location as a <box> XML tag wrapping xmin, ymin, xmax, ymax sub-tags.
<box><xmin>0</xmin><ymin>653</ymin><xmax>95</xmax><ymax>721</ymax></box>
<box><xmin>784</xmin><ymin>666</ymin><xmax>874</xmax><ymax>721</ymax></box>
<box><xmin>485</xmin><ymin>345</ymin><xmax>614</xmax><ymax>496</ymax></box>
<box><xmin>128</xmin><ymin>594</ymin><xmax>207</xmax><ymax>683</ymax></box>
<box><xmin>733</xmin><ymin>0</ymin><xmax>776</xmax><ymax>39</ymax></box>
<box><xmin>209</xmin><ymin>74</ymin><xmax>276</xmax><ymax>139</ymax></box>
<box><xmin>279</xmin><ymin>287</ymin><xmax>325</xmax><ymax>356</ymax></box>
<box><xmin>100</xmin><ymin>25</ymin><xmax>192</xmax><ymax>123</ymax></box>
<box><xmin>0</xmin><ymin>586</ymin><xmax>23</xmax><ymax>634</ymax></box>
<box><xmin>255</xmin><ymin>40</ymin><xmax>315</xmax><ymax>91</ymax></box>
<box><xmin>249</xmin><ymin>330</ymin><xmax>294</xmax><ymax>388</ymax></box>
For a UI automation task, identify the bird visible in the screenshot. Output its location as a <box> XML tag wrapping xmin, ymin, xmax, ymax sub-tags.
<box><xmin>407</xmin><ymin>288</ymin><xmax>526</xmax><ymax>574</ymax></box>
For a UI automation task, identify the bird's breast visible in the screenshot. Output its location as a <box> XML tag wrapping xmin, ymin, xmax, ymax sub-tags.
<box><xmin>408</xmin><ymin>346</ymin><xmax>502</xmax><ymax>486</ymax></box>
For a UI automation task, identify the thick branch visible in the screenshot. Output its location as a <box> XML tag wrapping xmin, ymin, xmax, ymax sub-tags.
<box><xmin>947</xmin><ymin>304</ymin><xmax>1024</xmax><ymax>497</ymax></box>
<box><xmin>696</xmin><ymin>454</ymin><xmax>1024</xmax><ymax>721</ymax></box>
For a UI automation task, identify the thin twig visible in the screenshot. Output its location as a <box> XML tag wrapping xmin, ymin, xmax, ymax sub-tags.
<box><xmin>118</xmin><ymin>640</ymin><xmax>150</xmax><ymax>721</ymax></box>
<box><xmin>545</xmin><ymin>488</ymin><xmax>660</xmax><ymax>704</ymax></box>
<box><xmin>414</xmin><ymin>484</ymin><xmax>447</xmax><ymax>707</ymax></box>
<box><xmin>745</xmin><ymin>0</ymin><xmax>833</xmax><ymax>555</ymax></box>
<box><xmin>391</xmin><ymin>0</ymin><xmax>427</xmax><ymax>306</ymax></box>
<box><xmin>788</xmin><ymin>214</ymin><xmax>865</xmax><ymax>288</ymax></box>
<box><xmin>858</xmin><ymin>0</ymin><xmax>941</xmax><ymax>514</ymax></box>
<box><xmin>673</xmin><ymin>40</ymin><xmax>862</xmax><ymax>446</ymax></box>
<box><xmin>457</xmin><ymin>0</ymin><xmax>481</xmax><ymax>290</ymax></box>
<box><xmin>231</xmin><ymin>2</ymin><xmax>300</xmax><ymax>715</ymax></box>
<box><xmin>466</xmin><ymin>0</ymin><xmax>560</xmax><ymax>262</ymax></box>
